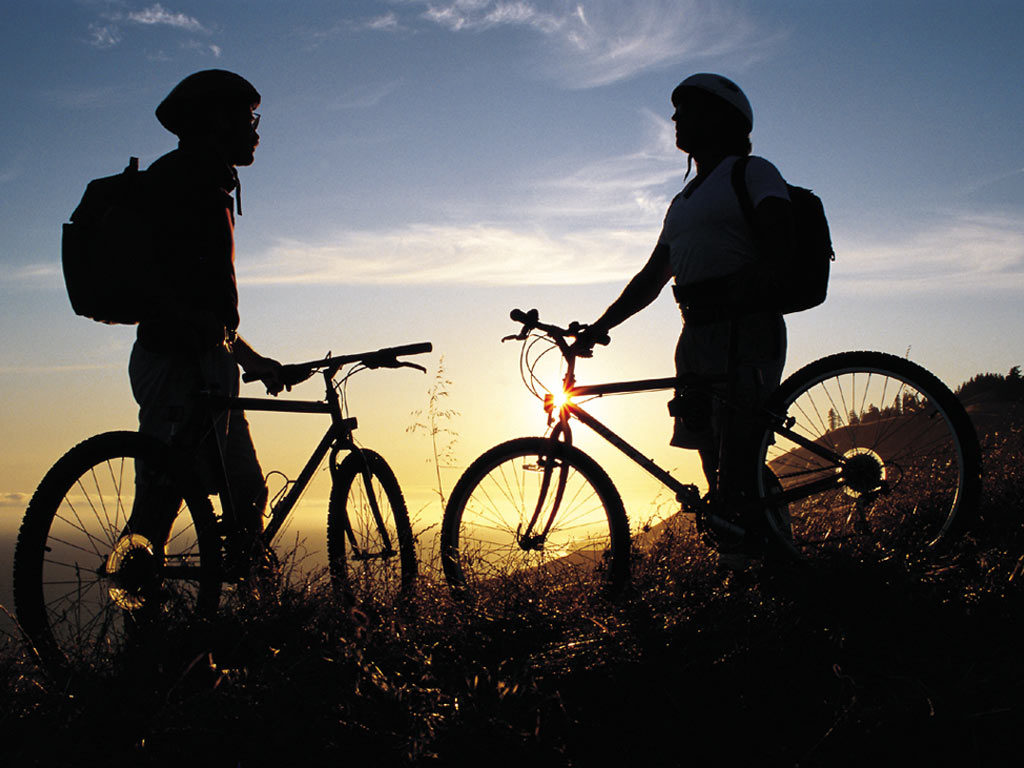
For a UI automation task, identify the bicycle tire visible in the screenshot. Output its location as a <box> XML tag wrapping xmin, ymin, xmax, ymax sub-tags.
<box><xmin>756</xmin><ymin>351</ymin><xmax>981</xmax><ymax>559</ymax></box>
<box><xmin>327</xmin><ymin>449</ymin><xmax>417</xmax><ymax>601</ymax></box>
<box><xmin>441</xmin><ymin>437</ymin><xmax>630</xmax><ymax>598</ymax></box>
<box><xmin>13</xmin><ymin>431</ymin><xmax>221</xmax><ymax>679</ymax></box>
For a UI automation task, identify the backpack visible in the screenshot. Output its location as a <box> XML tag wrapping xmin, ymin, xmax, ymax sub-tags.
<box><xmin>62</xmin><ymin>157</ymin><xmax>157</xmax><ymax>324</ymax></box>
<box><xmin>731</xmin><ymin>156</ymin><xmax>835</xmax><ymax>314</ymax></box>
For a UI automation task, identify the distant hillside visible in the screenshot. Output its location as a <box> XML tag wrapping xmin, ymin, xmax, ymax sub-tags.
<box><xmin>956</xmin><ymin>366</ymin><xmax>1024</xmax><ymax>433</ymax></box>
<box><xmin>956</xmin><ymin>366</ymin><xmax>1024</xmax><ymax>403</ymax></box>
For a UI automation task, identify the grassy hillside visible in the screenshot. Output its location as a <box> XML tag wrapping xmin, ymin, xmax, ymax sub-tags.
<box><xmin>2</xmin><ymin>393</ymin><xmax>1023</xmax><ymax>766</ymax></box>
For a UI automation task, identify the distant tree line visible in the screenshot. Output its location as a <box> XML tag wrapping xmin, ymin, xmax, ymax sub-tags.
<box><xmin>830</xmin><ymin>387</ymin><xmax>926</xmax><ymax>428</ymax></box>
<box><xmin>821</xmin><ymin>367</ymin><xmax>1021</xmax><ymax>434</ymax></box>
<box><xmin>955</xmin><ymin>366</ymin><xmax>1024</xmax><ymax>403</ymax></box>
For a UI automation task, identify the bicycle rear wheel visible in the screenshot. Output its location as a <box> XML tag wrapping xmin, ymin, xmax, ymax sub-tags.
<box><xmin>756</xmin><ymin>351</ymin><xmax>981</xmax><ymax>559</ymax></box>
<box><xmin>441</xmin><ymin>437</ymin><xmax>630</xmax><ymax>598</ymax></box>
<box><xmin>327</xmin><ymin>449</ymin><xmax>416</xmax><ymax>602</ymax></box>
<box><xmin>13</xmin><ymin>431</ymin><xmax>221</xmax><ymax>679</ymax></box>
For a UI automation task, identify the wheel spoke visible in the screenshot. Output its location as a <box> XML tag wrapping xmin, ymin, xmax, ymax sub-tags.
<box><xmin>14</xmin><ymin>432</ymin><xmax>221</xmax><ymax>678</ymax></box>
<box><xmin>442</xmin><ymin>439</ymin><xmax>628</xmax><ymax>596</ymax></box>
<box><xmin>760</xmin><ymin>353</ymin><xmax>979</xmax><ymax>559</ymax></box>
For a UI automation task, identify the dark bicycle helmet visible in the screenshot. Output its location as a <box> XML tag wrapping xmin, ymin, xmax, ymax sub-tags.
<box><xmin>156</xmin><ymin>69</ymin><xmax>260</xmax><ymax>136</ymax></box>
<box><xmin>672</xmin><ymin>73</ymin><xmax>753</xmax><ymax>133</ymax></box>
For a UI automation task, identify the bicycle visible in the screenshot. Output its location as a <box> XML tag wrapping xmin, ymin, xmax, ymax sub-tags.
<box><xmin>13</xmin><ymin>341</ymin><xmax>431</xmax><ymax>678</ymax></box>
<box><xmin>440</xmin><ymin>310</ymin><xmax>981</xmax><ymax>597</ymax></box>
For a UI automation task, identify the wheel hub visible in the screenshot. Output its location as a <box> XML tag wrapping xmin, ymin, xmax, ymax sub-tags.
<box><xmin>105</xmin><ymin>534</ymin><xmax>158</xmax><ymax>610</ymax></box>
<box><xmin>516</xmin><ymin>524</ymin><xmax>546</xmax><ymax>551</ymax></box>
<box><xmin>841</xmin><ymin>448</ymin><xmax>886</xmax><ymax>498</ymax></box>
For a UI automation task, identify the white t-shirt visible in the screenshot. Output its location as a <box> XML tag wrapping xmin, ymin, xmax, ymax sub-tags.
<box><xmin>659</xmin><ymin>155</ymin><xmax>789</xmax><ymax>288</ymax></box>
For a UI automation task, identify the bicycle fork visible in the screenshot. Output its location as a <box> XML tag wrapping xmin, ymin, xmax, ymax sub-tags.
<box><xmin>330</xmin><ymin>448</ymin><xmax>395</xmax><ymax>562</ymax></box>
<box><xmin>517</xmin><ymin>452</ymin><xmax>570</xmax><ymax>552</ymax></box>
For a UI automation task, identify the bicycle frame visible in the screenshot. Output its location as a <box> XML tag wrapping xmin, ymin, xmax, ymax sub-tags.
<box><xmin>518</xmin><ymin>370</ymin><xmax>853</xmax><ymax>545</ymax></box>
<box><xmin>198</xmin><ymin>366</ymin><xmax>393</xmax><ymax>560</ymax></box>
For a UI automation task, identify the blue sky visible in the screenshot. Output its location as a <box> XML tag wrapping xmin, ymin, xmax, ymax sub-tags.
<box><xmin>1</xmin><ymin>0</ymin><xmax>1023</xmax><ymax>521</ymax></box>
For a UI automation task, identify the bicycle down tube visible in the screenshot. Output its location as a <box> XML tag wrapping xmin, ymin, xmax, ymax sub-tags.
<box><xmin>202</xmin><ymin>389</ymin><xmax>354</xmax><ymax>544</ymax></box>
<box><xmin>553</xmin><ymin>376</ymin><xmax>849</xmax><ymax>510</ymax></box>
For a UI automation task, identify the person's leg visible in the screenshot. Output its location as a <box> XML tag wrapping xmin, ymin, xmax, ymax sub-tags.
<box><xmin>201</xmin><ymin>346</ymin><xmax>268</xmax><ymax>570</ymax></box>
<box><xmin>718</xmin><ymin>313</ymin><xmax>788</xmax><ymax>551</ymax></box>
<box><xmin>128</xmin><ymin>341</ymin><xmax>201</xmax><ymax>540</ymax></box>
<box><xmin>221</xmin><ymin>409</ymin><xmax>268</xmax><ymax>557</ymax></box>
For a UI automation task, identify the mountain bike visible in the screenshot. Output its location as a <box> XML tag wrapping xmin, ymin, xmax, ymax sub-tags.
<box><xmin>440</xmin><ymin>310</ymin><xmax>981</xmax><ymax>597</ymax></box>
<box><xmin>13</xmin><ymin>342</ymin><xmax>431</xmax><ymax>678</ymax></box>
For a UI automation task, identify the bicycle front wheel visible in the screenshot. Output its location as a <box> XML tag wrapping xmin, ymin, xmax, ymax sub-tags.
<box><xmin>327</xmin><ymin>449</ymin><xmax>416</xmax><ymax>601</ymax></box>
<box><xmin>757</xmin><ymin>351</ymin><xmax>981</xmax><ymax>559</ymax></box>
<box><xmin>13</xmin><ymin>431</ymin><xmax>221</xmax><ymax>679</ymax></box>
<box><xmin>441</xmin><ymin>437</ymin><xmax>630</xmax><ymax>598</ymax></box>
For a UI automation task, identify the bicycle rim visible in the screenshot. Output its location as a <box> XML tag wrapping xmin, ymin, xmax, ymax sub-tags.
<box><xmin>758</xmin><ymin>352</ymin><xmax>980</xmax><ymax>559</ymax></box>
<box><xmin>442</xmin><ymin>438</ymin><xmax>629</xmax><ymax>597</ymax></box>
<box><xmin>14</xmin><ymin>432</ymin><xmax>220</xmax><ymax>677</ymax></box>
<box><xmin>327</xmin><ymin>450</ymin><xmax>416</xmax><ymax>603</ymax></box>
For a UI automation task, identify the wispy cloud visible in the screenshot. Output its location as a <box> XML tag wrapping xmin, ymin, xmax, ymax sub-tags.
<box><xmin>127</xmin><ymin>4</ymin><xmax>206</xmax><ymax>32</ymax></box>
<box><xmin>3</xmin><ymin>264</ymin><xmax>60</xmax><ymax>282</ymax></box>
<box><xmin>529</xmin><ymin>109</ymin><xmax>680</xmax><ymax>223</ymax></box>
<box><xmin>301</xmin><ymin>11</ymin><xmax>408</xmax><ymax>43</ymax></box>
<box><xmin>86</xmin><ymin>3</ymin><xmax>212</xmax><ymax>50</ymax></box>
<box><xmin>422</xmin><ymin>0</ymin><xmax>563</xmax><ymax>34</ymax></box>
<box><xmin>0</xmin><ymin>492</ymin><xmax>31</xmax><ymax>508</ymax></box>
<box><xmin>326</xmin><ymin>80</ymin><xmax>405</xmax><ymax>111</ymax></box>
<box><xmin>240</xmin><ymin>209</ymin><xmax>1024</xmax><ymax>293</ymax></box>
<box><xmin>242</xmin><ymin>224</ymin><xmax>651</xmax><ymax>287</ymax></box>
<box><xmin>835</xmin><ymin>213</ymin><xmax>1024</xmax><ymax>294</ymax></box>
<box><xmin>182</xmin><ymin>39</ymin><xmax>222</xmax><ymax>58</ymax></box>
<box><xmin>553</xmin><ymin>1</ymin><xmax>772</xmax><ymax>88</ymax></box>
<box><xmin>88</xmin><ymin>23</ymin><xmax>121</xmax><ymax>48</ymax></box>
<box><xmin>365</xmin><ymin>12</ymin><xmax>402</xmax><ymax>32</ymax></box>
<box><xmin>409</xmin><ymin>0</ymin><xmax>777</xmax><ymax>88</ymax></box>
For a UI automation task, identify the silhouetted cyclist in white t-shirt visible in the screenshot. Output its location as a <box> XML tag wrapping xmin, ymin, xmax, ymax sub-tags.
<box><xmin>574</xmin><ymin>73</ymin><xmax>795</xmax><ymax>568</ymax></box>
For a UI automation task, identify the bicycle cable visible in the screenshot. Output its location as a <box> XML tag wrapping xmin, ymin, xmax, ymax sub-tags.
<box><xmin>333</xmin><ymin>363</ymin><xmax>369</xmax><ymax>449</ymax></box>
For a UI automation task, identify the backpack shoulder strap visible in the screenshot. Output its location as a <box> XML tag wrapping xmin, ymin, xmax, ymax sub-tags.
<box><xmin>730</xmin><ymin>155</ymin><xmax>756</xmax><ymax>228</ymax></box>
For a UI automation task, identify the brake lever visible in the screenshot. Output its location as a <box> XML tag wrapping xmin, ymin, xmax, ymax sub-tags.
<box><xmin>364</xmin><ymin>356</ymin><xmax>427</xmax><ymax>373</ymax></box>
<box><xmin>502</xmin><ymin>325</ymin><xmax>534</xmax><ymax>343</ymax></box>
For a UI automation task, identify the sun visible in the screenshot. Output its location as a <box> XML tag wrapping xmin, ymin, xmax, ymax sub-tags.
<box><xmin>548</xmin><ymin>388</ymin><xmax>572</xmax><ymax>410</ymax></box>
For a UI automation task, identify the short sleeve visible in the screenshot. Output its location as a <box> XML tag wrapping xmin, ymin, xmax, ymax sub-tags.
<box><xmin>745</xmin><ymin>156</ymin><xmax>789</xmax><ymax>207</ymax></box>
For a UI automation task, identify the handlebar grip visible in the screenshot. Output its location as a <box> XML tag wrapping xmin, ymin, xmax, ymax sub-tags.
<box><xmin>375</xmin><ymin>342</ymin><xmax>432</xmax><ymax>358</ymax></box>
<box><xmin>510</xmin><ymin>308</ymin><xmax>538</xmax><ymax>324</ymax></box>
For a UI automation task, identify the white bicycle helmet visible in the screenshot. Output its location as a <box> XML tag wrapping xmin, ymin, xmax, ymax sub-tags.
<box><xmin>672</xmin><ymin>73</ymin><xmax>752</xmax><ymax>132</ymax></box>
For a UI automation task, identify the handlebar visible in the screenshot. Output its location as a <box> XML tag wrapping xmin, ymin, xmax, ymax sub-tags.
<box><xmin>242</xmin><ymin>342</ymin><xmax>432</xmax><ymax>384</ymax></box>
<box><xmin>296</xmin><ymin>342</ymin><xmax>433</xmax><ymax>370</ymax></box>
<box><xmin>505</xmin><ymin>310</ymin><xmax>609</xmax><ymax>405</ymax></box>
<box><xmin>506</xmin><ymin>309</ymin><xmax>609</xmax><ymax>354</ymax></box>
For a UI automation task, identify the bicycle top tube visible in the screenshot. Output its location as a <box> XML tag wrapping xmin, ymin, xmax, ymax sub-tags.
<box><xmin>570</xmin><ymin>373</ymin><xmax>734</xmax><ymax>399</ymax></box>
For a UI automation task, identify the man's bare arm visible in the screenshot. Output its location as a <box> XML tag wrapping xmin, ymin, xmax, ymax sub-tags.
<box><xmin>232</xmin><ymin>334</ymin><xmax>284</xmax><ymax>394</ymax></box>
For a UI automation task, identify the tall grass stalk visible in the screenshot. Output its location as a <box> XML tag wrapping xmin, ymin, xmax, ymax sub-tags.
<box><xmin>407</xmin><ymin>355</ymin><xmax>460</xmax><ymax>508</ymax></box>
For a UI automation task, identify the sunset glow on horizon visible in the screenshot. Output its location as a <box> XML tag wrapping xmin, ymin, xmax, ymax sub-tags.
<box><xmin>2</xmin><ymin>2</ymin><xmax>1023</xmax><ymax>605</ymax></box>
